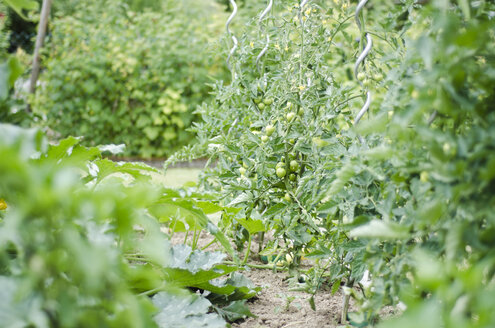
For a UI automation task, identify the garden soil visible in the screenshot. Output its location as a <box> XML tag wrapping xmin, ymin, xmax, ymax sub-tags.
<box><xmin>170</xmin><ymin>231</ymin><xmax>361</xmax><ymax>328</ymax></box>
<box><xmin>231</xmin><ymin>268</ymin><xmax>353</xmax><ymax>328</ymax></box>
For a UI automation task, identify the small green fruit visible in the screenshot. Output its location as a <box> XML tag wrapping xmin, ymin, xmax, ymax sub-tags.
<box><xmin>373</xmin><ymin>73</ymin><xmax>383</xmax><ymax>82</ymax></box>
<box><xmin>258</xmin><ymin>103</ymin><xmax>266</xmax><ymax>111</ymax></box>
<box><xmin>357</xmin><ymin>72</ymin><xmax>366</xmax><ymax>81</ymax></box>
<box><xmin>239</xmin><ymin>167</ymin><xmax>246</xmax><ymax>175</ymax></box>
<box><xmin>261</xmin><ymin>135</ymin><xmax>269</xmax><ymax>143</ymax></box>
<box><xmin>276</xmin><ymin>162</ymin><xmax>285</xmax><ymax>169</ymax></box>
<box><xmin>289</xmin><ymin>173</ymin><xmax>296</xmax><ymax>181</ymax></box>
<box><xmin>263</xmin><ymin>98</ymin><xmax>274</xmax><ymax>105</ymax></box>
<box><xmin>290</xmin><ymin>160</ymin><xmax>299</xmax><ymax>172</ymax></box>
<box><xmin>276</xmin><ymin>167</ymin><xmax>287</xmax><ymax>178</ymax></box>
<box><xmin>284</xmin><ymin>193</ymin><xmax>291</xmax><ymax>202</ymax></box>
<box><xmin>286</xmin><ymin>112</ymin><xmax>296</xmax><ymax>122</ymax></box>
<box><xmin>266</xmin><ymin>124</ymin><xmax>275</xmax><ymax>136</ymax></box>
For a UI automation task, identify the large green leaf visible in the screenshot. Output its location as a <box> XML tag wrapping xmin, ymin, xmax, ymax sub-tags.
<box><xmin>164</xmin><ymin>245</ymin><xmax>236</xmax><ymax>290</ymax></box>
<box><xmin>237</xmin><ymin>218</ymin><xmax>265</xmax><ymax>235</ymax></box>
<box><xmin>93</xmin><ymin>159</ymin><xmax>157</xmax><ymax>183</ymax></box>
<box><xmin>0</xmin><ymin>276</ymin><xmax>49</xmax><ymax>328</ymax></box>
<box><xmin>3</xmin><ymin>0</ymin><xmax>39</xmax><ymax>19</ymax></box>
<box><xmin>349</xmin><ymin>220</ymin><xmax>409</xmax><ymax>240</ymax></box>
<box><xmin>150</xmin><ymin>197</ymin><xmax>235</xmax><ymax>259</ymax></box>
<box><xmin>0</xmin><ymin>57</ymin><xmax>24</xmax><ymax>100</ymax></box>
<box><xmin>0</xmin><ymin>62</ymin><xmax>8</xmax><ymax>100</ymax></box>
<box><xmin>0</xmin><ymin>124</ymin><xmax>46</xmax><ymax>158</ymax></box>
<box><xmin>212</xmin><ymin>300</ymin><xmax>255</xmax><ymax>322</ymax></box>
<box><xmin>164</xmin><ymin>266</ymin><xmax>238</xmax><ymax>290</ymax></box>
<box><xmin>168</xmin><ymin>244</ymin><xmax>226</xmax><ymax>274</ymax></box>
<box><xmin>152</xmin><ymin>292</ymin><xmax>226</xmax><ymax>328</ymax></box>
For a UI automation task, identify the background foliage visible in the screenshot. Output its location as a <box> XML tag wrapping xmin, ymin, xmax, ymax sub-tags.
<box><xmin>32</xmin><ymin>0</ymin><xmax>228</xmax><ymax>158</ymax></box>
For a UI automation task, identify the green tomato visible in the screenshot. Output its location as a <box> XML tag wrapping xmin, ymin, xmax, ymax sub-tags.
<box><xmin>420</xmin><ymin>171</ymin><xmax>429</xmax><ymax>183</ymax></box>
<box><xmin>254</xmin><ymin>97</ymin><xmax>262</xmax><ymax>104</ymax></box>
<box><xmin>258</xmin><ymin>103</ymin><xmax>266</xmax><ymax>111</ymax></box>
<box><xmin>289</xmin><ymin>173</ymin><xmax>296</xmax><ymax>181</ymax></box>
<box><xmin>284</xmin><ymin>193</ymin><xmax>291</xmax><ymax>202</ymax></box>
<box><xmin>290</xmin><ymin>160</ymin><xmax>299</xmax><ymax>172</ymax></box>
<box><xmin>357</xmin><ymin>72</ymin><xmax>366</xmax><ymax>81</ymax></box>
<box><xmin>373</xmin><ymin>73</ymin><xmax>384</xmax><ymax>82</ymax></box>
<box><xmin>276</xmin><ymin>167</ymin><xmax>287</xmax><ymax>178</ymax></box>
<box><xmin>276</xmin><ymin>161</ymin><xmax>285</xmax><ymax>169</ymax></box>
<box><xmin>265</xmin><ymin>124</ymin><xmax>275</xmax><ymax>136</ymax></box>
<box><xmin>263</xmin><ymin>98</ymin><xmax>274</xmax><ymax>105</ymax></box>
<box><xmin>239</xmin><ymin>167</ymin><xmax>246</xmax><ymax>175</ymax></box>
<box><xmin>261</xmin><ymin>135</ymin><xmax>269</xmax><ymax>143</ymax></box>
<box><xmin>289</xmin><ymin>139</ymin><xmax>295</xmax><ymax>145</ymax></box>
<box><xmin>363</xmin><ymin>79</ymin><xmax>372</xmax><ymax>88</ymax></box>
<box><xmin>286</xmin><ymin>112</ymin><xmax>296</xmax><ymax>122</ymax></box>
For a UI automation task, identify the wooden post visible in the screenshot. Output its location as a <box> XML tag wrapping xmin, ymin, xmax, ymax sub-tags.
<box><xmin>27</xmin><ymin>0</ymin><xmax>52</xmax><ymax>112</ymax></box>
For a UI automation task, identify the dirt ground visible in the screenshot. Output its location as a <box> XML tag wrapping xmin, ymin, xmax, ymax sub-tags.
<box><xmin>169</xmin><ymin>231</ymin><xmax>359</xmax><ymax>328</ymax></box>
<box><xmin>231</xmin><ymin>268</ymin><xmax>353</xmax><ymax>328</ymax></box>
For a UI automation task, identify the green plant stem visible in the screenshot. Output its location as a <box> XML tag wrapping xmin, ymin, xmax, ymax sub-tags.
<box><xmin>125</xmin><ymin>256</ymin><xmax>146</xmax><ymax>262</ymax></box>
<box><xmin>192</xmin><ymin>228</ymin><xmax>199</xmax><ymax>249</ymax></box>
<box><xmin>222</xmin><ymin>260</ymin><xmax>288</xmax><ymax>271</ymax></box>
<box><xmin>201</xmin><ymin>238</ymin><xmax>217</xmax><ymax>251</ymax></box>
<box><xmin>138</xmin><ymin>283</ymin><xmax>167</xmax><ymax>297</ymax></box>
<box><xmin>242</xmin><ymin>234</ymin><xmax>253</xmax><ymax>265</ymax></box>
<box><xmin>183</xmin><ymin>229</ymin><xmax>189</xmax><ymax>244</ymax></box>
<box><xmin>258</xmin><ymin>231</ymin><xmax>265</xmax><ymax>253</ymax></box>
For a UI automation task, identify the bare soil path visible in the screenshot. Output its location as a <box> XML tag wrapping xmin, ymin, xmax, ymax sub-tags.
<box><xmin>232</xmin><ymin>267</ymin><xmax>351</xmax><ymax>328</ymax></box>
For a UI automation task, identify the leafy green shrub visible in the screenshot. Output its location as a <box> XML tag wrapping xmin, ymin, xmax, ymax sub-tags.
<box><xmin>0</xmin><ymin>123</ymin><xmax>258</xmax><ymax>326</ymax></box>
<box><xmin>0</xmin><ymin>0</ymin><xmax>30</xmax><ymax>126</ymax></box>
<box><xmin>348</xmin><ymin>2</ymin><xmax>495</xmax><ymax>327</ymax></box>
<box><xmin>33</xmin><ymin>0</ymin><xmax>228</xmax><ymax>158</ymax></box>
<box><xmin>0</xmin><ymin>2</ymin><xmax>10</xmax><ymax>54</ymax></box>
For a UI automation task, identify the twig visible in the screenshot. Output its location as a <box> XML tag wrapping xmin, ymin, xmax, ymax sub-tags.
<box><xmin>27</xmin><ymin>0</ymin><xmax>53</xmax><ymax>112</ymax></box>
<box><xmin>427</xmin><ymin>110</ymin><xmax>438</xmax><ymax>126</ymax></box>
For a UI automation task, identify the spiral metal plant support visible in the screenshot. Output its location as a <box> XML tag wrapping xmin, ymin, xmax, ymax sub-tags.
<box><xmin>297</xmin><ymin>0</ymin><xmax>310</xmax><ymax>93</ymax></box>
<box><xmin>226</xmin><ymin>0</ymin><xmax>238</xmax><ymax>75</ymax></box>
<box><xmin>256</xmin><ymin>0</ymin><xmax>273</xmax><ymax>73</ymax></box>
<box><xmin>353</xmin><ymin>0</ymin><xmax>373</xmax><ymax>127</ymax></box>
<box><xmin>340</xmin><ymin>4</ymin><xmax>374</xmax><ymax>323</ymax></box>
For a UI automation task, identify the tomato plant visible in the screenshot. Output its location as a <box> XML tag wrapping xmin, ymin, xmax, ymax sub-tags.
<box><xmin>171</xmin><ymin>0</ymin><xmax>495</xmax><ymax>326</ymax></box>
<box><xmin>171</xmin><ymin>0</ymin><xmax>371</xmax><ymax>294</ymax></box>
